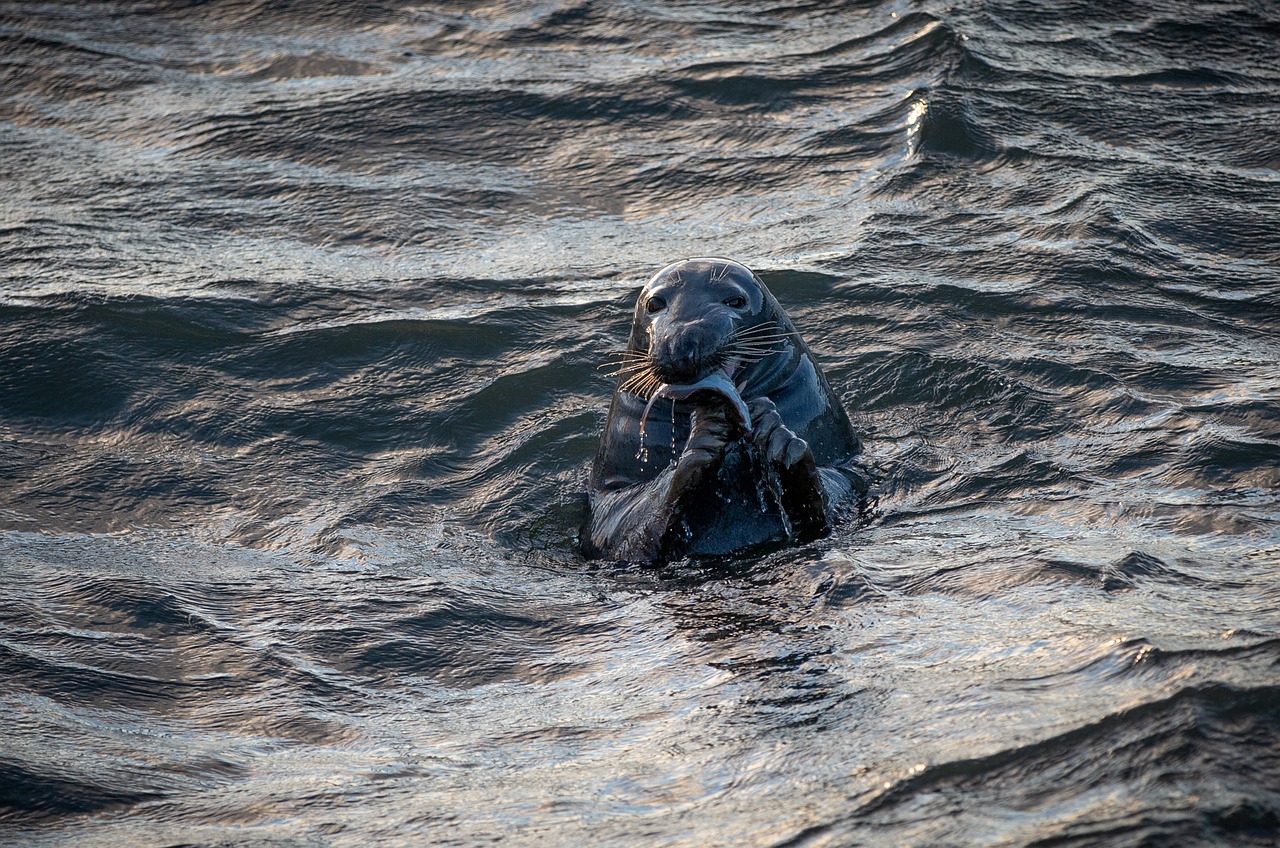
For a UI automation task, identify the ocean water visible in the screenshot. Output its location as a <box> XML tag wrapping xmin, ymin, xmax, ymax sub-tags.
<box><xmin>2</xmin><ymin>1</ymin><xmax>1278</xmax><ymax>845</ymax></box>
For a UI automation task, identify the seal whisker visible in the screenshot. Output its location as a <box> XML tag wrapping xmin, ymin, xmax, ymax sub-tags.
<box><xmin>734</xmin><ymin>335</ymin><xmax>790</xmax><ymax>344</ymax></box>
<box><xmin>599</xmin><ymin>352</ymin><xmax>650</xmax><ymax>364</ymax></box>
<box><xmin>733</xmin><ymin>321</ymin><xmax>781</xmax><ymax>335</ymax></box>
<box><xmin>731</xmin><ymin>336</ymin><xmax>792</xmax><ymax>347</ymax></box>
<box><xmin>599</xmin><ymin>349</ymin><xmax>654</xmax><ymax>371</ymax></box>
<box><xmin>619</xmin><ymin>367</ymin><xmax>651</xmax><ymax>386</ymax></box>
<box><xmin>730</xmin><ymin>338</ymin><xmax>789</xmax><ymax>350</ymax></box>
<box><xmin>620</xmin><ymin>365</ymin><xmax>665</xmax><ymax>399</ymax></box>
<box><xmin>732</xmin><ymin>336</ymin><xmax>790</xmax><ymax>346</ymax></box>
<box><xmin>629</xmin><ymin>373</ymin><xmax>662</xmax><ymax>399</ymax></box>
<box><xmin>733</xmin><ymin>331</ymin><xmax>790</xmax><ymax>342</ymax></box>
<box><xmin>730</xmin><ymin>338</ymin><xmax>791</xmax><ymax>349</ymax></box>
<box><xmin>601</xmin><ymin>361</ymin><xmax>654</xmax><ymax>376</ymax></box>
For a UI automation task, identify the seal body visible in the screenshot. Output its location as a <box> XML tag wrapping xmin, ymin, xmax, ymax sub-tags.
<box><xmin>583</xmin><ymin>258</ymin><xmax>865</xmax><ymax>563</ymax></box>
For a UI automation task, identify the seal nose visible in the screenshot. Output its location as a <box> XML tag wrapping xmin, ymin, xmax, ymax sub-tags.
<box><xmin>652</xmin><ymin>322</ymin><xmax>713</xmax><ymax>383</ymax></box>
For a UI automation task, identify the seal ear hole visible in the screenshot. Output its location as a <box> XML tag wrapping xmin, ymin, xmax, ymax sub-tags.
<box><xmin>724</xmin><ymin>296</ymin><xmax>747</xmax><ymax>309</ymax></box>
<box><xmin>645</xmin><ymin>296</ymin><xmax>666</xmax><ymax>314</ymax></box>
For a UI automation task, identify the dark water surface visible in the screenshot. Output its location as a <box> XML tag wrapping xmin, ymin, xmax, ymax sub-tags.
<box><xmin>3</xmin><ymin>1</ymin><xmax>1279</xmax><ymax>845</ymax></box>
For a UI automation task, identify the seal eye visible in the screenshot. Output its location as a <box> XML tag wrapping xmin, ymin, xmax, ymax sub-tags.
<box><xmin>645</xmin><ymin>297</ymin><xmax>666</xmax><ymax>314</ymax></box>
<box><xmin>724</xmin><ymin>296</ymin><xmax>747</xmax><ymax>309</ymax></box>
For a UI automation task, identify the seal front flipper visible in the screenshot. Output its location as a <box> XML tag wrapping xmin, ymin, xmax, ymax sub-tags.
<box><xmin>584</xmin><ymin>402</ymin><xmax>733</xmax><ymax>562</ymax></box>
<box><xmin>748</xmin><ymin>396</ymin><xmax>831</xmax><ymax>540</ymax></box>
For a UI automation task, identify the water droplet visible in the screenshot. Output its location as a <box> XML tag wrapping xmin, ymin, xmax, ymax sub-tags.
<box><xmin>669</xmin><ymin>402</ymin><xmax>677</xmax><ymax>457</ymax></box>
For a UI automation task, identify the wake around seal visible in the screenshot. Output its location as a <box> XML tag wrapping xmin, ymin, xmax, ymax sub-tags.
<box><xmin>582</xmin><ymin>258</ymin><xmax>867</xmax><ymax>563</ymax></box>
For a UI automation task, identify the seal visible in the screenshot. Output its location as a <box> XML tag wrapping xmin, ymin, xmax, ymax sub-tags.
<box><xmin>582</xmin><ymin>257</ymin><xmax>867</xmax><ymax>563</ymax></box>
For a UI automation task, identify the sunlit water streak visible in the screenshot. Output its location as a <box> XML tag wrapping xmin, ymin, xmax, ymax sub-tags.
<box><xmin>2</xmin><ymin>1</ymin><xmax>1278</xmax><ymax>845</ymax></box>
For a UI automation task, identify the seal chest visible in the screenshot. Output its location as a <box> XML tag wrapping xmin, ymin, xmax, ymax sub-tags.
<box><xmin>583</xmin><ymin>258</ymin><xmax>866</xmax><ymax>564</ymax></box>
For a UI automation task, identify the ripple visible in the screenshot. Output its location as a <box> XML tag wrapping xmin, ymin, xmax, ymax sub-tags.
<box><xmin>2</xmin><ymin>0</ymin><xmax>1279</xmax><ymax>844</ymax></box>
